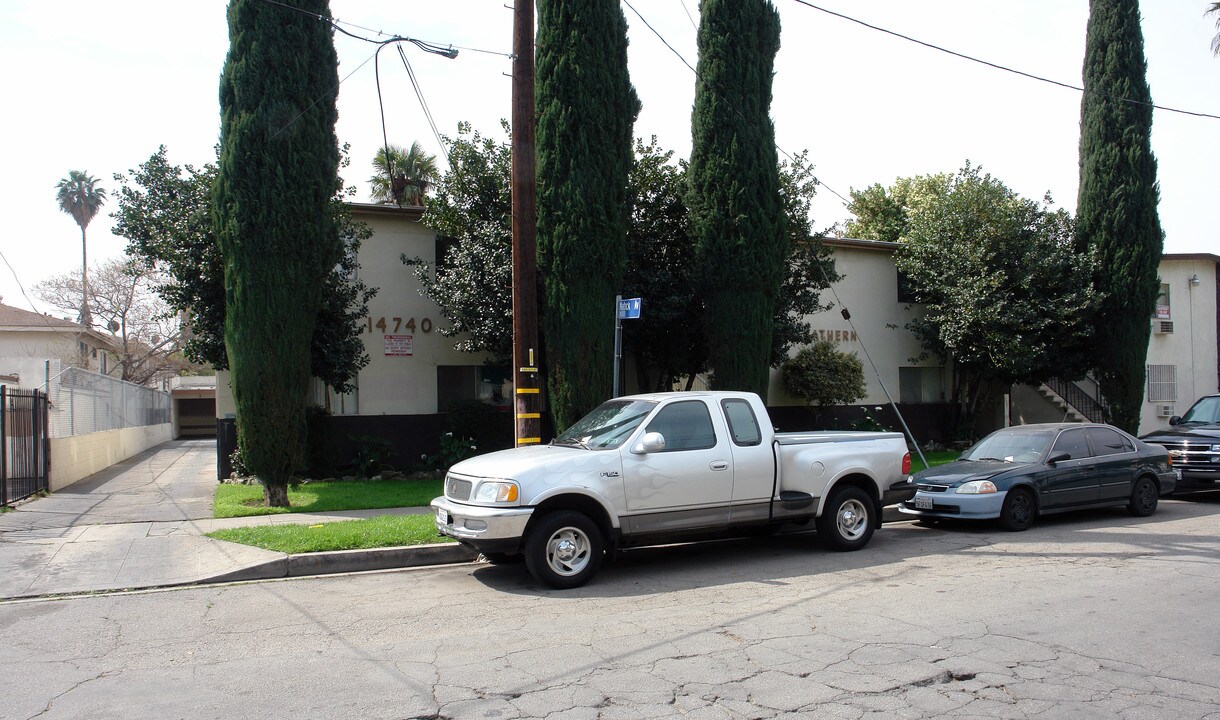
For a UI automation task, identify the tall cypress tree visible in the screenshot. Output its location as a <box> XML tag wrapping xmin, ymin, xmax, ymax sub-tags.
<box><xmin>688</xmin><ymin>0</ymin><xmax>785</xmax><ymax>398</ymax></box>
<box><xmin>536</xmin><ymin>0</ymin><xmax>640</xmax><ymax>430</ymax></box>
<box><xmin>1077</xmin><ymin>0</ymin><xmax>1163</xmax><ymax>433</ymax></box>
<box><xmin>215</xmin><ymin>0</ymin><xmax>341</xmax><ymax>505</ymax></box>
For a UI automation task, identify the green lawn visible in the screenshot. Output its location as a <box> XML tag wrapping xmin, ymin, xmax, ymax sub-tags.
<box><xmin>207</xmin><ymin>513</ymin><xmax>453</xmax><ymax>554</ymax></box>
<box><xmin>910</xmin><ymin>450</ymin><xmax>959</xmax><ymax>473</ymax></box>
<box><xmin>213</xmin><ymin>478</ymin><xmax>444</xmax><ymax>518</ymax></box>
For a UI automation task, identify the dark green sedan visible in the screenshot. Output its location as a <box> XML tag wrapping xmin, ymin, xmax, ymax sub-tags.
<box><xmin>899</xmin><ymin>423</ymin><xmax>1176</xmax><ymax>531</ymax></box>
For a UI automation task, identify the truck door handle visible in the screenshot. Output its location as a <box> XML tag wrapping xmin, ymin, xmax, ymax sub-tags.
<box><xmin>710</xmin><ymin>461</ymin><xmax>729</xmax><ymax>471</ymax></box>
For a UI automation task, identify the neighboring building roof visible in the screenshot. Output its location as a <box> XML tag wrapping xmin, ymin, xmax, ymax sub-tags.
<box><xmin>1161</xmin><ymin>253</ymin><xmax>1220</xmax><ymax>264</ymax></box>
<box><xmin>347</xmin><ymin>201</ymin><xmax>425</xmax><ymax>221</ymax></box>
<box><xmin>821</xmin><ymin>237</ymin><xmax>900</xmax><ymax>253</ymax></box>
<box><xmin>0</xmin><ymin>301</ymin><xmax>119</xmax><ymax>350</ymax></box>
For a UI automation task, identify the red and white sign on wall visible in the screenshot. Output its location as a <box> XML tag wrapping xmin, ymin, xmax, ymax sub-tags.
<box><xmin>384</xmin><ymin>334</ymin><xmax>413</xmax><ymax>356</ymax></box>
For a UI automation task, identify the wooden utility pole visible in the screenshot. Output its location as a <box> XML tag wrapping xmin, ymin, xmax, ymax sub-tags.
<box><xmin>511</xmin><ymin>0</ymin><xmax>542</xmax><ymax>446</ymax></box>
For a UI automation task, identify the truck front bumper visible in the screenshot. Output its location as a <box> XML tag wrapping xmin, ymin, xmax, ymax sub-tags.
<box><xmin>431</xmin><ymin>496</ymin><xmax>534</xmax><ymax>554</ymax></box>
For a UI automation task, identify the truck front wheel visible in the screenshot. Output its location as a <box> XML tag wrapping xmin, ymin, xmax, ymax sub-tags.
<box><xmin>816</xmin><ymin>486</ymin><xmax>875</xmax><ymax>551</ymax></box>
<box><xmin>524</xmin><ymin>511</ymin><xmax>604</xmax><ymax>589</ymax></box>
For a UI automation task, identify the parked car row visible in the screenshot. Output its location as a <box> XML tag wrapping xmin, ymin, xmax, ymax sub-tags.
<box><xmin>431</xmin><ymin>391</ymin><xmax>1191</xmax><ymax>589</ymax></box>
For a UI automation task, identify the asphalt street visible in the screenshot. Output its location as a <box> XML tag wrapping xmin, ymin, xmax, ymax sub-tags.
<box><xmin>2</xmin><ymin>495</ymin><xmax>1218</xmax><ymax>719</ymax></box>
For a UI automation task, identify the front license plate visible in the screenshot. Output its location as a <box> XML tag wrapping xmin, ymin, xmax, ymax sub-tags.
<box><xmin>915</xmin><ymin>496</ymin><xmax>934</xmax><ymax>510</ymax></box>
<box><xmin>436</xmin><ymin>508</ymin><xmax>449</xmax><ymax>525</ymax></box>
<box><xmin>1174</xmin><ymin>468</ymin><xmax>1183</xmax><ymax>481</ymax></box>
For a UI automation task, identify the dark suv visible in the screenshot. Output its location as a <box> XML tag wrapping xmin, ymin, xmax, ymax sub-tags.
<box><xmin>1141</xmin><ymin>395</ymin><xmax>1220</xmax><ymax>493</ymax></box>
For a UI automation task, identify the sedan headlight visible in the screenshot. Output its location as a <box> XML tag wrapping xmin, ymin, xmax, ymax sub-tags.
<box><xmin>473</xmin><ymin>480</ymin><xmax>519</xmax><ymax>503</ymax></box>
<box><xmin>956</xmin><ymin>480</ymin><xmax>998</xmax><ymax>495</ymax></box>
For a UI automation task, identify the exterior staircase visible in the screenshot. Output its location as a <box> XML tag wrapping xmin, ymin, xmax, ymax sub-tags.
<box><xmin>1036</xmin><ymin>378</ymin><xmax>1107</xmax><ymax>424</ymax></box>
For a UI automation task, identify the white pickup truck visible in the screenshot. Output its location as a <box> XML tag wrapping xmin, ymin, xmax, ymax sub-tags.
<box><xmin>431</xmin><ymin>391</ymin><xmax>913</xmax><ymax>588</ymax></box>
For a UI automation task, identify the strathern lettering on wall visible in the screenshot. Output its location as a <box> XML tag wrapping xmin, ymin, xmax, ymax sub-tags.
<box><xmin>815</xmin><ymin>329</ymin><xmax>859</xmax><ymax>343</ymax></box>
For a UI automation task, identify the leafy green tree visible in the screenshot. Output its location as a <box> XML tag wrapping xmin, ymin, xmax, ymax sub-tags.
<box><xmin>214</xmin><ymin>0</ymin><xmax>342</xmax><ymax>506</ymax></box>
<box><xmin>536</xmin><ymin>0</ymin><xmax>640</xmax><ymax>430</ymax></box>
<box><xmin>1077</xmin><ymin>0</ymin><xmax>1163</xmax><ymax>433</ymax></box>
<box><xmin>688</xmin><ymin>0</ymin><xmax>785</xmax><ymax>398</ymax></box>
<box><xmin>370</xmin><ymin>141</ymin><xmax>438</xmax><ymax>206</ymax></box>
<box><xmin>772</xmin><ymin>150</ymin><xmax>839</xmax><ymax>368</ymax></box>
<box><xmin>410</xmin><ymin>122</ymin><xmax>514</xmax><ymax>363</ymax></box>
<box><xmin>781</xmin><ymin>340</ymin><xmax>865</xmax><ymax>407</ymax></box>
<box><xmin>844</xmin><ymin>175</ymin><xmax>950</xmax><ymax>244</ymax></box>
<box><xmin>55</xmin><ymin>170</ymin><xmax>107</xmax><ymax>328</ymax></box>
<box><xmin>622</xmin><ymin>137</ymin><xmax>705</xmax><ymax>392</ymax></box>
<box><xmin>114</xmin><ymin>146</ymin><xmax>374</xmax><ymax>394</ymax></box>
<box><xmin>889</xmin><ymin>164</ymin><xmax>1099</xmax><ymax>436</ymax></box>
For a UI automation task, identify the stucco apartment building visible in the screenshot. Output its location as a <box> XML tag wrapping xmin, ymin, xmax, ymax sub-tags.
<box><xmin>215</xmin><ymin>205</ymin><xmax>1215</xmax><ymax>474</ymax></box>
<box><xmin>0</xmin><ymin>300</ymin><xmax>118</xmax><ymax>388</ymax></box>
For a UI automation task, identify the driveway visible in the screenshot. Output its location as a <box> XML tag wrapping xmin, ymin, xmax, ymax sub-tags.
<box><xmin>0</xmin><ymin>438</ymin><xmax>217</xmax><ymax>532</ymax></box>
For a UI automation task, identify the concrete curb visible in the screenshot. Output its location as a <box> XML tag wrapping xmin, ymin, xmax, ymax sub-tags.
<box><xmin>205</xmin><ymin>543</ymin><xmax>479</xmax><ymax>585</ymax></box>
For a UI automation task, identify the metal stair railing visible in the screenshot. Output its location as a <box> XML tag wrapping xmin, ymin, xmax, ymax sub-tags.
<box><xmin>1043</xmin><ymin>378</ymin><xmax>1108</xmax><ymax>423</ymax></box>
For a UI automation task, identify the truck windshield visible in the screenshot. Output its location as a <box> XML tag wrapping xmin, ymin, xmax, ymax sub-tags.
<box><xmin>552</xmin><ymin>399</ymin><xmax>657</xmax><ymax>450</ymax></box>
<box><xmin>1179</xmin><ymin>396</ymin><xmax>1220</xmax><ymax>424</ymax></box>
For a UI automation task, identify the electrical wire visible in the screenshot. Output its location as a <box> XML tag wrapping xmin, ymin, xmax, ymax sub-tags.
<box><xmin>622</xmin><ymin>0</ymin><xmax>853</xmax><ymax>206</ymax></box>
<box><xmin>397</xmin><ymin>44</ymin><xmax>450</xmax><ymax>164</ymax></box>
<box><xmin>788</xmin><ymin>0</ymin><xmax>1220</xmax><ymax>121</ymax></box>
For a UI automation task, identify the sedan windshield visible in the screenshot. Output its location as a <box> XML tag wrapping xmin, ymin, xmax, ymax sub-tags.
<box><xmin>1179</xmin><ymin>396</ymin><xmax>1220</xmax><ymax>424</ymax></box>
<box><xmin>552</xmin><ymin>399</ymin><xmax>657</xmax><ymax>450</ymax></box>
<box><xmin>961</xmin><ymin>429</ymin><xmax>1055</xmax><ymax>464</ymax></box>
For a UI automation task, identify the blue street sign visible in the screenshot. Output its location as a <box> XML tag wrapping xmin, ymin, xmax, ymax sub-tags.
<box><xmin>617</xmin><ymin>297</ymin><xmax>642</xmax><ymax>320</ymax></box>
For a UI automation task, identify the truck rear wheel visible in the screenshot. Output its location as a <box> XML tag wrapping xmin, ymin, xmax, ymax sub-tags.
<box><xmin>816</xmin><ymin>486</ymin><xmax>875</xmax><ymax>551</ymax></box>
<box><xmin>524</xmin><ymin>510</ymin><xmax>604</xmax><ymax>589</ymax></box>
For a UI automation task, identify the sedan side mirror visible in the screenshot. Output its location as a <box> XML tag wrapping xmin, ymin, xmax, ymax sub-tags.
<box><xmin>1169</xmin><ymin>416</ymin><xmax>1181</xmax><ymax>426</ymax></box>
<box><xmin>632</xmin><ymin>431</ymin><xmax>666</xmax><ymax>455</ymax></box>
<box><xmin>1047</xmin><ymin>451</ymin><xmax>1071</xmax><ymax>465</ymax></box>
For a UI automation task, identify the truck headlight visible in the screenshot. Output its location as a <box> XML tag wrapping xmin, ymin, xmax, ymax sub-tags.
<box><xmin>474</xmin><ymin>481</ymin><xmax>519</xmax><ymax>503</ymax></box>
<box><xmin>956</xmin><ymin>480</ymin><xmax>998</xmax><ymax>495</ymax></box>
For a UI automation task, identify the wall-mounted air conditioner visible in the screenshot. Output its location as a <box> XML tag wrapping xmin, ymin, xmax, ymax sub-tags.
<box><xmin>1157</xmin><ymin>404</ymin><xmax>1175</xmax><ymax>418</ymax></box>
<box><xmin>1152</xmin><ymin>321</ymin><xmax>1174</xmax><ymax>334</ymax></box>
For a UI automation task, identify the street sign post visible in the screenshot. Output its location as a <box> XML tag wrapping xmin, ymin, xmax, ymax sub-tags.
<box><xmin>613</xmin><ymin>295</ymin><xmax>642</xmax><ymax>397</ymax></box>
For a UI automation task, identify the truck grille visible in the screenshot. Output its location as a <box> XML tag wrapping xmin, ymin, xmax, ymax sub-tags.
<box><xmin>445</xmin><ymin>475</ymin><xmax>472</xmax><ymax>501</ymax></box>
<box><xmin>1147</xmin><ymin>441</ymin><xmax>1220</xmax><ymax>471</ymax></box>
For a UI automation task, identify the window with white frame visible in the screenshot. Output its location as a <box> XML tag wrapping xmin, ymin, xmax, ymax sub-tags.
<box><xmin>1146</xmin><ymin>364</ymin><xmax>1177</xmax><ymax>402</ymax></box>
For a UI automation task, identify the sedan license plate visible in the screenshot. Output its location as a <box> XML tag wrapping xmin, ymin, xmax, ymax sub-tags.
<box><xmin>915</xmin><ymin>496</ymin><xmax>934</xmax><ymax>511</ymax></box>
<box><xmin>436</xmin><ymin>508</ymin><xmax>449</xmax><ymax>525</ymax></box>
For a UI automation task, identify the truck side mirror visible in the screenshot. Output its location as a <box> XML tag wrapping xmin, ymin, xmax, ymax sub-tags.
<box><xmin>632</xmin><ymin>432</ymin><xmax>666</xmax><ymax>454</ymax></box>
<box><xmin>1169</xmin><ymin>416</ymin><xmax>1181</xmax><ymax>426</ymax></box>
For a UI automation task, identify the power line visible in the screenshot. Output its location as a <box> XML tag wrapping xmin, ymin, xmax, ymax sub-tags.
<box><xmin>622</xmin><ymin>0</ymin><xmax>853</xmax><ymax>206</ymax></box>
<box><xmin>788</xmin><ymin>0</ymin><xmax>1220</xmax><ymax>121</ymax></box>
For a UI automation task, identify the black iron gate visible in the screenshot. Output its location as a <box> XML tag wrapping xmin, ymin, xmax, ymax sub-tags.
<box><xmin>2</xmin><ymin>386</ymin><xmax>49</xmax><ymax>506</ymax></box>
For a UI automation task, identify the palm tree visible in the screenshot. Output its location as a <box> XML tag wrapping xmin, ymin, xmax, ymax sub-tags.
<box><xmin>369</xmin><ymin>142</ymin><xmax>438</xmax><ymax>206</ymax></box>
<box><xmin>1210</xmin><ymin>3</ymin><xmax>1220</xmax><ymax>55</ymax></box>
<box><xmin>55</xmin><ymin>170</ymin><xmax>107</xmax><ymax>328</ymax></box>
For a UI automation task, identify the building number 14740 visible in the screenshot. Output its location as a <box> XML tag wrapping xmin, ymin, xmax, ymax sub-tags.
<box><xmin>366</xmin><ymin>316</ymin><xmax>433</xmax><ymax>334</ymax></box>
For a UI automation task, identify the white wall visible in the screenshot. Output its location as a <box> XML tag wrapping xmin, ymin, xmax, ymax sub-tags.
<box><xmin>766</xmin><ymin>238</ymin><xmax>939</xmax><ymax>407</ymax></box>
<box><xmin>1140</xmin><ymin>256</ymin><xmax>1218</xmax><ymax>434</ymax></box>
<box><xmin>49</xmin><ymin>424</ymin><xmax>172</xmax><ymax>491</ymax></box>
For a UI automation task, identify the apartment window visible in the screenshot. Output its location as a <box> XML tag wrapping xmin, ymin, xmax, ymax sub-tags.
<box><xmin>1153</xmin><ymin>283</ymin><xmax>1171</xmax><ymax>320</ymax></box>
<box><xmin>899</xmin><ymin>366</ymin><xmax>945</xmax><ymax>403</ymax></box>
<box><xmin>1146</xmin><ymin>364</ymin><xmax>1177</xmax><ymax>402</ymax></box>
<box><xmin>437</xmin><ymin>365</ymin><xmax>511</xmax><ymax>411</ymax></box>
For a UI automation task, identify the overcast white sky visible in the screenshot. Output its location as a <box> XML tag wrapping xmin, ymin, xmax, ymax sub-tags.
<box><xmin>2</xmin><ymin>1</ymin><xmax>1216</xmax><ymax>315</ymax></box>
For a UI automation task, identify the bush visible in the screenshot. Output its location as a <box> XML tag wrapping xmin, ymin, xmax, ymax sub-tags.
<box><xmin>781</xmin><ymin>340</ymin><xmax>866</xmax><ymax>406</ymax></box>
<box><xmin>349</xmin><ymin>434</ymin><xmax>394</xmax><ymax>478</ymax></box>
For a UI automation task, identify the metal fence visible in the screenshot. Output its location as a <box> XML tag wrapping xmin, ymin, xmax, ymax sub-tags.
<box><xmin>2</xmin><ymin>386</ymin><xmax>48</xmax><ymax>505</ymax></box>
<box><xmin>47</xmin><ymin>367</ymin><xmax>171</xmax><ymax>439</ymax></box>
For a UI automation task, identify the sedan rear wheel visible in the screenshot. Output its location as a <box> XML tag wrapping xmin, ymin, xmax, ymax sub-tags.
<box><xmin>1128</xmin><ymin>476</ymin><xmax>1159</xmax><ymax>517</ymax></box>
<box><xmin>999</xmin><ymin>488</ymin><xmax>1036</xmax><ymax>532</ymax></box>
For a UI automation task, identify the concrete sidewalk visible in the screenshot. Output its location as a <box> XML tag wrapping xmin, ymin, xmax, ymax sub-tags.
<box><xmin>0</xmin><ymin>439</ymin><xmax>473</xmax><ymax>600</ymax></box>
